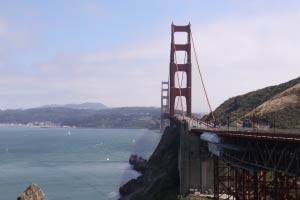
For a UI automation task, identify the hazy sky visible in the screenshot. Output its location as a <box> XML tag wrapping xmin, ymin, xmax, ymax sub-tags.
<box><xmin>0</xmin><ymin>0</ymin><xmax>300</xmax><ymax>111</ymax></box>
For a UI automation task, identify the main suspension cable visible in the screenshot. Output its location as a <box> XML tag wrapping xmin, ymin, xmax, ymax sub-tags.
<box><xmin>191</xmin><ymin>30</ymin><xmax>216</xmax><ymax>122</ymax></box>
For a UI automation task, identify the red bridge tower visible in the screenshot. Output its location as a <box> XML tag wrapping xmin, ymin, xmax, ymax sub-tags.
<box><xmin>169</xmin><ymin>23</ymin><xmax>192</xmax><ymax>117</ymax></box>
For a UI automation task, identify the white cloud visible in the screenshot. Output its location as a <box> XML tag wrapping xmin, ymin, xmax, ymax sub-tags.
<box><xmin>190</xmin><ymin>11</ymin><xmax>300</xmax><ymax>111</ymax></box>
<box><xmin>0</xmin><ymin>36</ymin><xmax>170</xmax><ymax>108</ymax></box>
<box><xmin>1</xmin><ymin>8</ymin><xmax>300</xmax><ymax>111</ymax></box>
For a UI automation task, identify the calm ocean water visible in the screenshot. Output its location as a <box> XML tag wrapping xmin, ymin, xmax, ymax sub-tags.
<box><xmin>0</xmin><ymin>126</ymin><xmax>161</xmax><ymax>200</ymax></box>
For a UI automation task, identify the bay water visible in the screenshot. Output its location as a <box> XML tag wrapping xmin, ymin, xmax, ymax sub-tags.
<box><xmin>0</xmin><ymin>126</ymin><xmax>161</xmax><ymax>200</ymax></box>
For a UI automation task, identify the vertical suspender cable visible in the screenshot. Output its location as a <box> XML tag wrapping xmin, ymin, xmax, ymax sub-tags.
<box><xmin>191</xmin><ymin>30</ymin><xmax>216</xmax><ymax>122</ymax></box>
<box><xmin>175</xmin><ymin>52</ymin><xmax>186</xmax><ymax>111</ymax></box>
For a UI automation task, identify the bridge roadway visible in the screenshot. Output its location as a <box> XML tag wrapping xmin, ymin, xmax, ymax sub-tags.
<box><xmin>174</xmin><ymin>114</ymin><xmax>300</xmax><ymax>142</ymax></box>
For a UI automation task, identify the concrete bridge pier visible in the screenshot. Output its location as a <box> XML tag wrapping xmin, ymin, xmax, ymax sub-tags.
<box><xmin>178</xmin><ymin>121</ymin><xmax>214</xmax><ymax>195</ymax></box>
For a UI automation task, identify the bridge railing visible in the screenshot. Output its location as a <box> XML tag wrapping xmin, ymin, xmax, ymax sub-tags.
<box><xmin>194</xmin><ymin>125</ymin><xmax>300</xmax><ymax>134</ymax></box>
<box><xmin>172</xmin><ymin>114</ymin><xmax>300</xmax><ymax>135</ymax></box>
<box><xmin>179</xmin><ymin>115</ymin><xmax>300</xmax><ymax>134</ymax></box>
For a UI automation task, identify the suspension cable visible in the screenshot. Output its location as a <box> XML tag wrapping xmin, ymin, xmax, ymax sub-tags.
<box><xmin>190</xmin><ymin>30</ymin><xmax>216</xmax><ymax>122</ymax></box>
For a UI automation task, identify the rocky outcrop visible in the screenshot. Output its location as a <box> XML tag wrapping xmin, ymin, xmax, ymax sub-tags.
<box><xmin>17</xmin><ymin>183</ymin><xmax>46</xmax><ymax>200</ymax></box>
<box><xmin>129</xmin><ymin>154</ymin><xmax>147</xmax><ymax>173</ymax></box>
<box><xmin>119</xmin><ymin>126</ymin><xmax>180</xmax><ymax>200</ymax></box>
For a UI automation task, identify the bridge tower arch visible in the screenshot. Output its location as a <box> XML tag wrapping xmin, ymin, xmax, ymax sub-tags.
<box><xmin>169</xmin><ymin>23</ymin><xmax>192</xmax><ymax>117</ymax></box>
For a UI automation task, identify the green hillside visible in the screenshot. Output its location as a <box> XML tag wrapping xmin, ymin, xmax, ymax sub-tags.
<box><xmin>205</xmin><ymin>76</ymin><xmax>300</xmax><ymax>129</ymax></box>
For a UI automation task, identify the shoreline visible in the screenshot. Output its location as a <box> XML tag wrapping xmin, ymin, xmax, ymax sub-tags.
<box><xmin>0</xmin><ymin>123</ymin><xmax>160</xmax><ymax>131</ymax></box>
<box><xmin>0</xmin><ymin>123</ymin><xmax>75</xmax><ymax>129</ymax></box>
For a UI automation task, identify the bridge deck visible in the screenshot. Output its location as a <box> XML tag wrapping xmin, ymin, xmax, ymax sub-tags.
<box><xmin>173</xmin><ymin>115</ymin><xmax>300</xmax><ymax>142</ymax></box>
<box><xmin>192</xmin><ymin>128</ymin><xmax>300</xmax><ymax>142</ymax></box>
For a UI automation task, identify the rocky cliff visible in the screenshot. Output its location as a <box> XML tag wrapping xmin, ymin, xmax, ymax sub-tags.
<box><xmin>119</xmin><ymin>126</ymin><xmax>180</xmax><ymax>200</ymax></box>
<box><xmin>129</xmin><ymin>154</ymin><xmax>148</xmax><ymax>173</ymax></box>
<box><xmin>17</xmin><ymin>183</ymin><xmax>46</xmax><ymax>200</ymax></box>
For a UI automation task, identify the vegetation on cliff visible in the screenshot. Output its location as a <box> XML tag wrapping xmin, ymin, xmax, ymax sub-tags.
<box><xmin>205</xmin><ymin>76</ymin><xmax>300</xmax><ymax>129</ymax></box>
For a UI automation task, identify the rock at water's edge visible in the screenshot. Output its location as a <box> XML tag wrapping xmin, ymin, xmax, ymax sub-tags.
<box><xmin>129</xmin><ymin>154</ymin><xmax>147</xmax><ymax>173</ymax></box>
<box><xmin>17</xmin><ymin>183</ymin><xmax>46</xmax><ymax>200</ymax></box>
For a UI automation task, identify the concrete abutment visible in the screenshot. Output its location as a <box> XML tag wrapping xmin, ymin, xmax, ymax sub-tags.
<box><xmin>177</xmin><ymin>120</ymin><xmax>214</xmax><ymax>195</ymax></box>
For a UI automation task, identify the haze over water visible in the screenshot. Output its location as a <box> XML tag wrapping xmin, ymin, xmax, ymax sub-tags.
<box><xmin>0</xmin><ymin>126</ymin><xmax>161</xmax><ymax>200</ymax></box>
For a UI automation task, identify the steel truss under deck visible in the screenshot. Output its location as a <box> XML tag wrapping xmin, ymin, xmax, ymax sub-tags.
<box><xmin>212</xmin><ymin>135</ymin><xmax>300</xmax><ymax>199</ymax></box>
<box><xmin>214</xmin><ymin>156</ymin><xmax>300</xmax><ymax>200</ymax></box>
<box><xmin>222</xmin><ymin>138</ymin><xmax>300</xmax><ymax>176</ymax></box>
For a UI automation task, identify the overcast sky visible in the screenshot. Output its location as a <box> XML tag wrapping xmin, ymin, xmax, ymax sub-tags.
<box><xmin>0</xmin><ymin>0</ymin><xmax>299</xmax><ymax>111</ymax></box>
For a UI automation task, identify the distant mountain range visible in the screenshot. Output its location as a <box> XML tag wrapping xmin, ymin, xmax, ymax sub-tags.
<box><xmin>41</xmin><ymin>102</ymin><xmax>107</xmax><ymax>110</ymax></box>
<box><xmin>0</xmin><ymin>106</ymin><xmax>160</xmax><ymax>130</ymax></box>
<box><xmin>204</xmin><ymin>76</ymin><xmax>300</xmax><ymax>129</ymax></box>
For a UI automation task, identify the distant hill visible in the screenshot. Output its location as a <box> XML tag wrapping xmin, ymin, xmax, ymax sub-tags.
<box><xmin>42</xmin><ymin>102</ymin><xmax>107</xmax><ymax>110</ymax></box>
<box><xmin>0</xmin><ymin>107</ymin><xmax>160</xmax><ymax>129</ymax></box>
<box><xmin>204</xmin><ymin>76</ymin><xmax>300</xmax><ymax>129</ymax></box>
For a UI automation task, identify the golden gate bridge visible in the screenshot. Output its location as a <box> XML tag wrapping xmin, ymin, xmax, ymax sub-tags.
<box><xmin>161</xmin><ymin>23</ymin><xmax>300</xmax><ymax>200</ymax></box>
